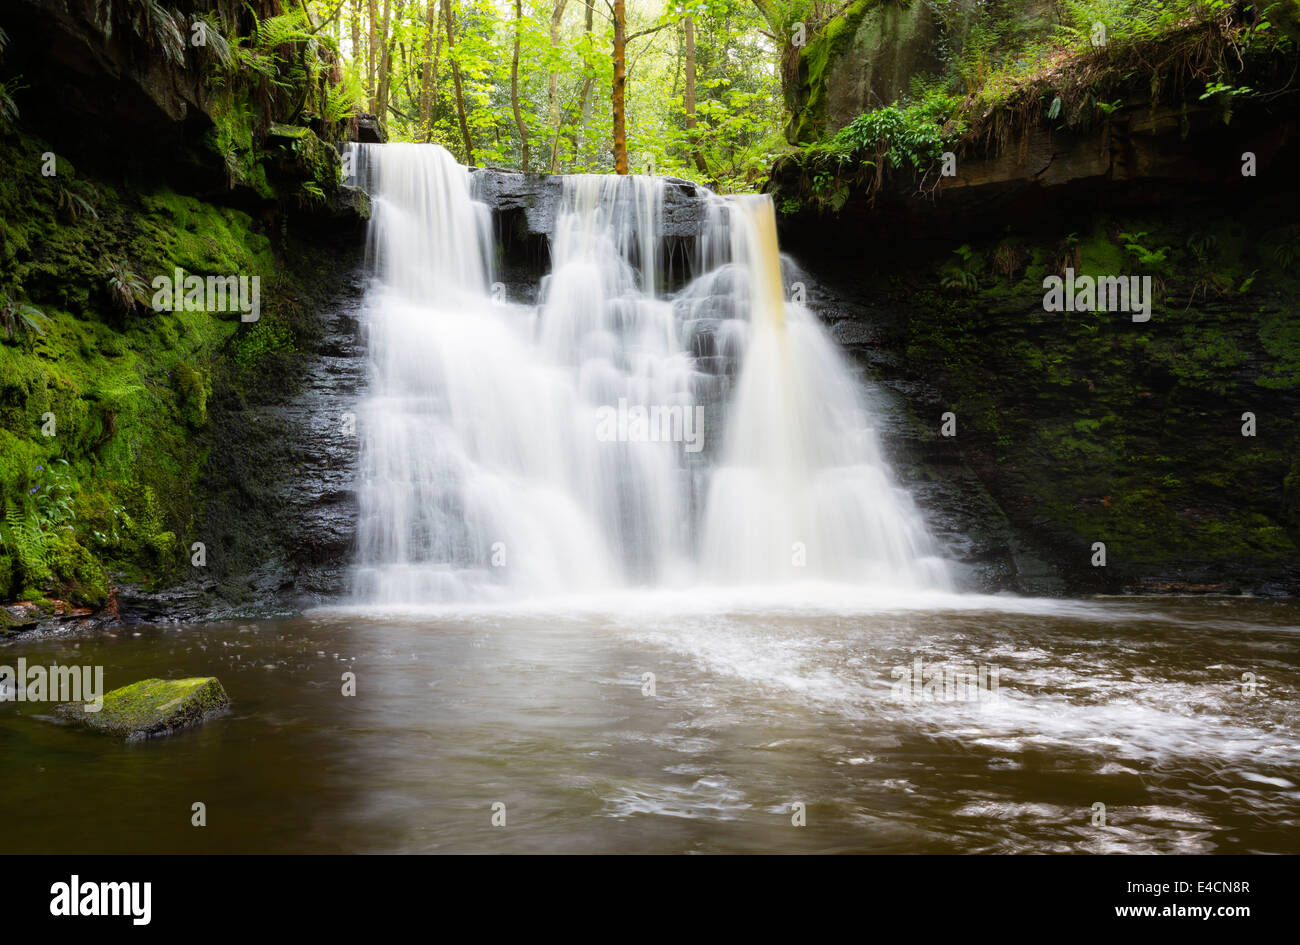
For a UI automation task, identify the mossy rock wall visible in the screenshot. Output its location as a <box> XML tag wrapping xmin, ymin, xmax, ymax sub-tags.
<box><xmin>773</xmin><ymin>11</ymin><xmax>1300</xmax><ymax>592</ymax></box>
<box><xmin>783</xmin><ymin>195</ymin><xmax>1300</xmax><ymax>594</ymax></box>
<box><xmin>786</xmin><ymin>0</ymin><xmax>1063</xmax><ymax>143</ymax></box>
<box><xmin>0</xmin><ymin>2</ymin><xmax>368</xmax><ymax>620</ymax></box>
<box><xmin>822</xmin><ymin>1</ymin><xmax>943</xmax><ymax>135</ymax></box>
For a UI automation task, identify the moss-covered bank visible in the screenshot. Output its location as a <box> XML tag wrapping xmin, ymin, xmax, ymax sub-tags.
<box><xmin>0</xmin><ymin>1</ymin><xmax>368</xmax><ymax>624</ymax></box>
<box><xmin>0</xmin><ymin>126</ymin><xmax>363</xmax><ymax>617</ymax></box>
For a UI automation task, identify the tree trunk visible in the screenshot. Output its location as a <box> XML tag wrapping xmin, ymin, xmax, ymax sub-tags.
<box><xmin>418</xmin><ymin>0</ymin><xmax>441</xmax><ymax>140</ymax></box>
<box><xmin>367</xmin><ymin>0</ymin><xmax>379</xmax><ymax>111</ymax></box>
<box><xmin>443</xmin><ymin>0</ymin><xmax>474</xmax><ymax>164</ymax></box>
<box><xmin>511</xmin><ymin>0</ymin><xmax>530</xmax><ymax>172</ymax></box>
<box><xmin>351</xmin><ymin>1</ymin><xmax>362</xmax><ymax>80</ymax></box>
<box><xmin>683</xmin><ymin>15</ymin><xmax>707</xmax><ymax>175</ymax></box>
<box><xmin>545</xmin><ymin>0</ymin><xmax>569</xmax><ymax>172</ymax></box>
<box><xmin>571</xmin><ymin>0</ymin><xmax>594</xmax><ymax>167</ymax></box>
<box><xmin>376</xmin><ymin>0</ymin><xmax>401</xmax><ymax>133</ymax></box>
<box><xmin>612</xmin><ymin>0</ymin><xmax>627</xmax><ymax>174</ymax></box>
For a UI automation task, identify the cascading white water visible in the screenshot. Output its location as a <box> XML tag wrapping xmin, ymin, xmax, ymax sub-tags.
<box><xmin>347</xmin><ymin>143</ymin><xmax>948</xmax><ymax>604</ymax></box>
<box><xmin>698</xmin><ymin>197</ymin><xmax>948</xmax><ymax>587</ymax></box>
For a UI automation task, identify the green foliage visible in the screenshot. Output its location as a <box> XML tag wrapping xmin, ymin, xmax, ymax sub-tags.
<box><xmin>0</xmin><ymin>77</ymin><xmax>24</xmax><ymax>129</ymax></box>
<box><xmin>229</xmin><ymin>10</ymin><xmax>316</xmax><ymax>79</ymax></box>
<box><xmin>191</xmin><ymin>12</ymin><xmax>232</xmax><ymax>68</ymax></box>
<box><xmin>231</xmin><ymin>316</ymin><xmax>295</xmax><ymax>373</ymax></box>
<box><xmin>56</xmin><ymin>179</ymin><xmax>99</xmax><ymax>221</ymax></box>
<box><xmin>1118</xmin><ymin>231</ymin><xmax>1173</xmax><ymax>274</ymax></box>
<box><xmin>0</xmin><ymin>460</ymin><xmax>84</xmax><ymax>596</ymax></box>
<box><xmin>1256</xmin><ymin>309</ymin><xmax>1300</xmax><ymax>389</ymax></box>
<box><xmin>939</xmin><ymin>244</ymin><xmax>982</xmax><ymax>293</ymax></box>
<box><xmin>105</xmin><ymin>259</ymin><xmax>148</xmax><ymax>313</ymax></box>
<box><xmin>955</xmin><ymin>12</ymin><xmax>1004</xmax><ymax>92</ymax></box>
<box><xmin>322</xmin><ymin>72</ymin><xmax>365</xmax><ymax>126</ymax></box>
<box><xmin>202</xmin><ymin>5</ymin><xmax>351</xmax><ymax>192</ymax></box>
<box><xmin>298</xmin><ymin>180</ymin><xmax>326</xmax><ymax>208</ymax></box>
<box><xmin>0</xmin><ymin>125</ymin><xmax>321</xmax><ymax>605</ymax></box>
<box><xmin>1056</xmin><ymin>0</ymin><xmax>1193</xmax><ymax>48</ymax></box>
<box><xmin>0</xmin><ymin>24</ymin><xmax>22</xmax><ymax>130</ymax></box>
<box><xmin>789</xmin><ymin>71</ymin><xmax>964</xmax><ymax>206</ymax></box>
<box><xmin>0</xmin><ymin>504</ymin><xmax>55</xmax><ymax>589</ymax></box>
<box><xmin>0</xmin><ymin>292</ymin><xmax>50</xmax><ymax>344</ymax></box>
<box><xmin>792</xmin><ymin>0</ymin><xmax>1293</xmax><ymax>163</ymax></box>
<box><xmin>1265</xmin><ymin>228</ymin><xmax>1300</xmax><ymax>268</ymax></box>
<box><xmin>833</xmin><ymin>97</ymin><xmax>953</xmax><ymax>173</ymax></box>
<box><xmin>91</xmin><ymin>0</ymin><xmax>186</xmax><ymax>65</ymax></box>
<box><xmin>343</xmin><ymin>0</ymin><xmax>786</xmax><ymax>186</ymax></box>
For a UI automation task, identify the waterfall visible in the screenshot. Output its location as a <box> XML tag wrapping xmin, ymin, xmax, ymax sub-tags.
<box><xmin>346</xmin><ymin>143</ymin><xmax>948</xmax><ymax>604</ymax></box>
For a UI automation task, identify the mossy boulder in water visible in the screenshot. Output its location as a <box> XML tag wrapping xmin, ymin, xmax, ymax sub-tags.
<box><xmin>58</xmin><ymin>677</ymin><xmax>229</xmax><ymax>740</ymax></box>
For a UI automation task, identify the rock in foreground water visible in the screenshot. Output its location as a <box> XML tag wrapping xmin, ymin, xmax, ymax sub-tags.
<box><xmin>58</xmin><ymin>677</ymin><xmax>230</xmax><ymax>740</ymax></box>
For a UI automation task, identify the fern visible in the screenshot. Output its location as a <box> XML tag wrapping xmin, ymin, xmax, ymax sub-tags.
<box><xmin>106</xmin><ymin>260</ymin><xmax>149</xmax><ymax>312</ymax></box>
<box><xmin>92</xmin><ymin>0</ymin><xmax>185</xmax><ymax>63</ymax></box>
<box><xmin>0</xmin><ymin>77</ymin><xmax>25</xmax><ymax>127</ymax></box>
<box><xmin>298</xmin><ymin>180</ymin><xmax>326</xmax><ymax>208</ymax></box>
<box><xmin>322</xmin><ymin>73</ymin><xmax>364</xmax><ymax>125</ymax></box>
<box><xmin>191</xmin><ymin>12</ymin><xmax>233</xmax><ymax>68</ymax></box>
<box><xmin>1119</xmin><ymin>231</ymin><xmax>1173</xmax><ymax>272</ymax></box>
<box><xmin>57</xmin><ymin>180</ymin><xmax>99</xmax><ymax>220</ymax></box>
<box><xmin>940</xmin><ymin>244</ymin><xmax>983</xmax><ymax>293</ymax></box>
<box><xmin>0</xmin><ymin>502</ymin><xmax>55</xmax><ymax>581</ymax></box>
<box><xmin>0</xmin><ymin>291</ymin><xmax>50</xmax><ymax>342</ymax></box>
<box><xmin>252</xmin><ymin>11</ymin><xmax>313</xmax><ymax>53</ymax></box>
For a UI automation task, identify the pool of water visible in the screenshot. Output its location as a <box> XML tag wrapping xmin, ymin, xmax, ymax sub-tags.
<box><xmin>2</xmin><ymin>591</ymin><xmax>1297</xmax><ymax>853</ymax></box>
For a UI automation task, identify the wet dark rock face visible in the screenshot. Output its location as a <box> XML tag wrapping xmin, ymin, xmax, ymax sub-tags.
<box><xmin>355</xmin><ymin>114</ymin><xmax>387</xmax><ymax>144</ymax></box>
<box><xmin>6</xmin><ymin>0</ymin><xmax>208</xmax><ymax>162</ymax></box>
<box><xmin>778</xmin><ymin>213</ymin><xmax>1300</xmax><ymax>597</ymax></box>
<box><xmin>102</xmin><ymin>256</ymin><xmax>368</xmax><ymax>627</ymax></box>
<box><xmin>278</xmin><ymin>294</ymin><xmax>369</xmax><ymax>604</ymax></box>
<box><xmin>472</xmin><ymin>170</ymin><xmax>710</xmax><ymax>292</ymax></box>
<box><xmin>471</xmin><ymin>170</ymin><xmax>707</xmax><ymax>239</ymax></box>
<box><xmin>197</xmin><ymin>263</ymin><xmax>368</xmax><ymax>615</ymax></box>
<box><xmin>766</xmin><ymin>57</ymin><xmax>1300</xmax><ymax>596</ymax></box>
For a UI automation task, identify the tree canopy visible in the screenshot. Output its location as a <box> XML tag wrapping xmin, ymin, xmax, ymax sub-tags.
<box><xmin>326</xmin><ymin>0</ymin><xmax>787</xmax><ymax>191</ymax></box>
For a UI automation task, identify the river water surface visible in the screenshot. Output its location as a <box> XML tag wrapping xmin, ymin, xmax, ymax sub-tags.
<box><xmin>3</xmin><ymin>592</ymin><xmax>1297</xmax><ymax>853</ymax></box>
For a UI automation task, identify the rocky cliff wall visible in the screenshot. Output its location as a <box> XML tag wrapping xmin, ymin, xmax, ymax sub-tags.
<box><xmin>767</xmin><ymin>9</ymin><xmax>1300</xmax><ymax>594</ymax></box>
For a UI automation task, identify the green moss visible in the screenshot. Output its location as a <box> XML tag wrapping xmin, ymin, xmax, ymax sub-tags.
<box><xmin>0</xmin><ymin>125</ymin><xmax>325</xmax><ymax>607</ymax></box>
<box><xmin>268</xmin><ymin>123</ymin><xmax>311</xmax><ymax>139</ymax></box>
<box><xmin>57</xmin><ymin>676</ymin><xmax>230</xmax><ymax>740</ymax></box>
<box><xmin>134</xmin><ymin>190</ymin><xmax>274</xmax><ymax>278</ymax></box>
<box><xmin>174</xmin><ymin>361</ymin><xmax>211</xmax><ymax>428</ymax></box>
<box><xmin>787</xmin><ymin>0</ymin><xmax>879</xmax><ymax>143</ymax></box>
<box><xmin>230</xmin><ymin>315</ymin><xmax>296</xmax><ymax>373</ymax></box>
<box><xmin>892</xmin><ymin>206</ymin><xmax>1300</xmax><ymax>577</ymax></box>
<box><xmin>1077</xmin><ymin>227</ymin><xmax>1126</xmax><ymax>278</ymax></box>
<box><xmin>208</xmin><ymin>91</ymin><xmax>276</xmax><ymax>200</ymax></box>
<box><xmin>1273</xmin><ymin>0</ymin><xmax>1300</xmax><ymax>43</ymax></box>
<box><xmin>1257</xmin><ymin>309</ymin><xmax>1300</xmax><ymax>389</ymax></box>
<box><xmin>46</xmin><ymin>534</ymin><xmax>109</xmax><ymax>606</ymax></box>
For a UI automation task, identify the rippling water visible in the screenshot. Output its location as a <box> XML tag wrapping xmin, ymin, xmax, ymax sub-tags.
<box><xmin>3</xmin><ymin>594</ymin><xmax>1296</xmax><ymax>853</ymax></box>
